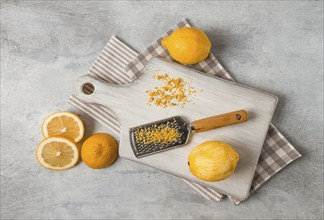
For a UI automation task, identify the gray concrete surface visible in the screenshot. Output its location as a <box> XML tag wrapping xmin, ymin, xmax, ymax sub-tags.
<box><xmin>1</xmin><ymin>1</ymin><xmax>323</xmax><ymax>219</ymax></box>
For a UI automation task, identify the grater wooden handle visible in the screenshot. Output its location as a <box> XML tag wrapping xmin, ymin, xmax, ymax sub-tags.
<box><xmin>192</xmin><ymin>110</ymin><xmax>248</xmax><ymax>133</ymax></box>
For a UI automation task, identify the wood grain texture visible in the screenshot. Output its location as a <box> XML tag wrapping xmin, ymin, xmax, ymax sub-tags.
<box><xmin>192</xmin><ymin>110</ymin><xmax>248</xmax><ymax>133</ymax></box>
<box><xmin>73</xmin><ymin>58</ymin><xmax>278</xmax><ymax>200</ymax></box>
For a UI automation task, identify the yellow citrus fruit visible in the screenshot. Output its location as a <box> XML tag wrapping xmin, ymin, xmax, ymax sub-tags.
<box><xmin>42</xmin><ymin>112</ymin><xmax>84</xmax><ymax>143</ymax></box>
<box><xmin>81</xmin><ymin>133</ymin><xmax>118</xmax><ymax>169</ymax></box>
<box><xmin>36</xmin><ymin>137</ymin><xmax>79</xmax><ymax>170</ymax></box>
<box><xmin>161</xmin><ymin>27</ymin><xmax>211</xmax><ymax>65</ymax></box>
<box><xmin>188</xmin><ymin>141</ymin><xmax>239</xmax><ymax>182</ymax></box>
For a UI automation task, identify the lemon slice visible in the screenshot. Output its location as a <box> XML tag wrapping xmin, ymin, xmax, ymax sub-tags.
<box><xmin>36</xmin><ymin>137</ymin><xmax>79</xmax><ymax>170</ymax></box>
<box><xmin>42</xmin><ymin>112</ymin><xmax>84</xmax><ymax>143</ymax></box>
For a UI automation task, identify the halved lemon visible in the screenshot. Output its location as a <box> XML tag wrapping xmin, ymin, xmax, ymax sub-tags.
<box><xmin>36</xmin><ymin>137</ymin><xmax>79</xmax><ymax>170</ymax></box>
<box><xmin>42</xmin><ymin>112</ymin><xmax>84</xmax><ymax>143</ymax></box>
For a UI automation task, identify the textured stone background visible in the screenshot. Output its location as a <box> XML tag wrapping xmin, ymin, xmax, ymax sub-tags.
<box><xmin>1</xmin><ymin>1</ymin><xmax>323</xmax><ymax>219</ymax></box>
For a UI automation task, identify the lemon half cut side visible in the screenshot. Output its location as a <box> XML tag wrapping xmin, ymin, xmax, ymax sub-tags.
<box><xmin>42</xmin><ymin>112</ymin><xmax>84</xmax><ymax>143</ymax></box>
<box><xmin>36</xmin><ymin>137</ymin><xmax>79</xmax><ymax>170</ymax></box>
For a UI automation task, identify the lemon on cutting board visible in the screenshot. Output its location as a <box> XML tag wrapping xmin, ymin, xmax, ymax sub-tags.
<box><xmin>81</xmin><ymin>133</ymin><xmax>118</xmax><ymax>169</ymax></box>
<box><xmin>36</xmin><ymin>137</ymin><xmax>79</xmax><ymax>170</ymax></box>
<box><xmin>188</xmin><ymin>141</ymin><xmax>239</xmax><ymax>182</ymax></box>
<box><xmin>42</xmin><ymin>112</ymin><xmax>84</xmax><ymax>143</ymax></box>
<box><xmin>161</xmin><ymin>27</ymin><xmax>211</xmax><ymax>65</ymax></box>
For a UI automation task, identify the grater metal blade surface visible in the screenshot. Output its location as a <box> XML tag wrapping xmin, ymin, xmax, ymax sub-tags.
<box><xmin>129</xmin><ymin>116</ymin><xmax>192</xmax><ymax>158</ymax></box>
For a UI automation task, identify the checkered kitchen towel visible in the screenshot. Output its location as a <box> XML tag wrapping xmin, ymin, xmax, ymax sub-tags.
<box><xmin>69</xmin><ymin>20</ymin><xmax>301</xmax><ymax>205</ymax></box>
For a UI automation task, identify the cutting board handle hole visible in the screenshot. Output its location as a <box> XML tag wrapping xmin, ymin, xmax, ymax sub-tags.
<box><xmin>82</xmin><ymin>83</ymin><xmax>95</xmax><ymax>95</ymax></box>
<box><xmin>236</xmin><ymin>114</ymin><xmax>241</xmax><ymax>120</ymax></box>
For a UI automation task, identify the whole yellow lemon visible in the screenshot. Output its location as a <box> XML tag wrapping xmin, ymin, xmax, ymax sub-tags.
<box><xmin>81</xmin><ymin>133</ymin><xmax>118</xmax><ymax>169</ymax></box>
<box><xmin>161</xmin><ymin>27</ymin><xmax>211</xmax><ymax>65</ymax></box>
<box><xmin>188</xmin><ymin>141</ymin><xmax>239</xmax><ymax>182</ymax></box>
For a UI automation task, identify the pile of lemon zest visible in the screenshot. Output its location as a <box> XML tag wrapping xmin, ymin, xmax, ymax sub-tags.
<box><xmin>146</xmin><ymin>74</ymin><xmax>197</xmax><ymax>108</ymax></box>
<box><xmin>134</xmin><ymin>124</ymin><xmax>182</xmax><ymax>145</ymax></box>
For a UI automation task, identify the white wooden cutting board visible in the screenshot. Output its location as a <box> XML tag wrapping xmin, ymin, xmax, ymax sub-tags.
<box><xmin>73</xmin><ymin>57</ymin><xmax>278</xmax><ymax>200</ymax></box>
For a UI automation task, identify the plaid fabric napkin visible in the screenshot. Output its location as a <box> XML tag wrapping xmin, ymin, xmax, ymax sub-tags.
<box><xmin>69</xmin><ymin>20</ymin><xmax>301</xmax><ymax>205</ymax></box>
<box><xmin>125</xmin><ymin>19</ymin><xmax>302</xmax><ymax>204</ymax></box>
